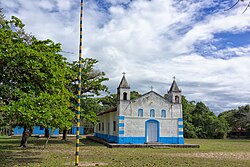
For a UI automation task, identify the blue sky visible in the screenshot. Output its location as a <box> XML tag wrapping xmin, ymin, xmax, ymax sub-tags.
<box><xmin>1</xmin><ymin>0</ymin><xmax>250</xmax><ymax>114</ymax></box>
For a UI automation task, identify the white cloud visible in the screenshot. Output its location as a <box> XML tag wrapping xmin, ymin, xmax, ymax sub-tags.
<box><xmin>37</xmin><ymin>0</ymin><xmax>54</xmax><ymax>11</ymax></box>
<box><xmin>1</xmin><ymin>0</ymin><xmax>250</xmax><ymax>114</ymax></box>
<box><xmin>56</xmin><ymin>0</ymin><xmax>71</xmax><ymax>11</ymax></box>
<box><xmin>106</xmin><ymin>0</ymin><xmax>131</xmax><ymax>5</ymax></box>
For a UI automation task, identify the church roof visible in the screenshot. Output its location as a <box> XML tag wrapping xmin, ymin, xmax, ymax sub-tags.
<box><xmin>97</xmin><ymin>106</ymin><xmax>117</xmax><ymax>116</ymax></box>
<box><xmin>169</xmin><ymin>80</ymin><xmax>181</xmax><ymax>92</ymax></box>
<box><xmin>132</xmin><ymin>90</ymin><xmax>168</xmax><ymax>102</ymax></box>
<box><xmin>140</xmin><ymin>90</ymin><xmax>166</xmax><ymax>100</ymax></box>
<box><xmin>118</xmin><ymin>75</ymin><xmax>130</xmax><ymax>89</ymax></box>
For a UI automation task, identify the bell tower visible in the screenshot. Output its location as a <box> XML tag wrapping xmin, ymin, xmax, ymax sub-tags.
<box><xmin>168</xmin><ymin>77</ymin><xmax>181</xmax><ymax>104</ymax></box>
<box><xmin>117</xmin><ymin>72</ymin><xmax>130</xmax><ymax>102</ymax></box>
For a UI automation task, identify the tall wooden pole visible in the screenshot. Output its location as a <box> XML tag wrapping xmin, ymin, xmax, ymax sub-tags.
<box><xmin>75</xmin><ymin>0</ymin><xmax>83</xmax><ymax>166</ymax></box>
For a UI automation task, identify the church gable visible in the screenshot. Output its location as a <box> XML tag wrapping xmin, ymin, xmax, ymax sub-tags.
<box><xmin>132</xmin><ymin>91</ymin><xmax>170</xmax><ymax>106</ymax></box>
<box><xmin>127</xmin><ymin>91</ymin><xmax>172</xmax><ymax>118</ymax></box>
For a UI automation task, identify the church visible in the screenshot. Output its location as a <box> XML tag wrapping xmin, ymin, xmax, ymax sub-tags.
<box><xmin>94</xmin><ymin>74</ymin><xmax>184</xmax><ymax>144</ymax></box>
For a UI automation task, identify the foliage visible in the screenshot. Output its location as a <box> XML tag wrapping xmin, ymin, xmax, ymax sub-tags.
<box><xmin>66</xmin><ymin>59</ymin><xmax>108</xmax><ymax>96</ymax></box>
<box><xmin>130</xmin><ymin>91</ymin><xmax>142</xmax><ymax>100</ymax></box>
<box><xmin>0</xmin><ymin>13</ymin><xmax>74</xmax><ymax>145</ymax></box>
<box><xmin>182</xmin><ymin>96</ymin><xmax>229</xmax><ymax>139</ymax></box>
<box><xmin>66</xmin><ymin>59</ymin><xmax>109</xmax><ymax>125</ymax></box>
<box><xmin>0</xmin><ymin>11</ymin><xmax>109</xmax><ymax>135</ymax></box>
<box><xmin>2</xmin><ymin>92</ymin><xmax>74</xmax><ymax>130</ymax></box>
<box><xmin>99</xmin><ymin>94</ymin><xmax>117</xmax><ymax>109</ymax></box>
<box><xmin>182</xmin><ymin>95</ymin><xmax>196</xmax><ymax>138</ymax></box>
<box><xmin>219</xmin><ymin>104</ymin><xmax>250</xmax><ymax>136</ymax></box>
<box><xmin>81</xmin><ymin>96</ymin><xmax>104</xmax><ymax>125</ymax></box>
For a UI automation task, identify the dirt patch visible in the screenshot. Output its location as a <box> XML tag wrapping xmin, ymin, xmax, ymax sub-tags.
<box><xmin>165</xmin><ymin>152</ymin><xmax>250</xmax><ymax>160</ymax></box>
<box><xmin>65</xmin><ymin>162</ymin><xmax>109</xmax><ymax>166</ymax></box>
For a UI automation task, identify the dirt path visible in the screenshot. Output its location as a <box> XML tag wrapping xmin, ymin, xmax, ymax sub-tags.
<box><xmin>165</xmin><ymin>152</ymin><xmax>250</xmax><ymax>160</ymax></box>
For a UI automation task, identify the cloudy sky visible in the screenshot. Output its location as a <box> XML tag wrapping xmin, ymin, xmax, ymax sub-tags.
<box><xmin>1</xmin><ymin>0</ymin><xmax>250</xmax><ymax>114</ymax></box>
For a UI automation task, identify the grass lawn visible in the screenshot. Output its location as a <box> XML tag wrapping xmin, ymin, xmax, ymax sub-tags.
<box><xmin>0</xmin><ymin>135</ymin><xmax>250</xmax><ymax>167</ymax></box>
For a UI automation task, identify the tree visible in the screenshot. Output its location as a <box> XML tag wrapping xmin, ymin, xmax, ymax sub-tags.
<box><xmin>100</xmin><ymin>94</ymin><xmax>117</xmax><ymax>109</ymax></box>
<box><xmin>219</xmin><ymin>104</ymin><xmax>250</xmax><ymax>137</ymax></box>
<box><xmin>61</xmin><ymin>59</ymin><xmax>109</xmax><ymax>140</ymax></box>
<box><xmin>130</xmin><ymin>91</ymin><xmax>142</xmax><ymax>100</ymax></box>
<box><xmin>0</xmin><ymin>14</ymin><xmax>74</xmax><ymax>147</ymax></box>
<box><xmin>190</xmin><ymin>102</ymin><xmax>229</xmax><ymax>139</ymax></box>
<box><xmin>181</xmin><ymin>96</ymin><xmax>197</xmax><ymax>138</ymax></box>
<box><xmin>182</xmin><ymin>96</ymin><xmax>229</xmax><ymax>139</ymax></box>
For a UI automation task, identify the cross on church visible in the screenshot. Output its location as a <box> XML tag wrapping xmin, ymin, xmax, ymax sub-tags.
<box><xmin>122</xmin><ymin>72</ymin><xmax>126</xmax><ymax>76</ymax></box>
<box><xmin>173</xmin><ymin>76</ymin><xmax>176</xmax><ymax>80</ymax></box>
<box><xmin>150</xmin><ymin>86</ymin><xmax>154</xmax><ymax>91</ymax></box>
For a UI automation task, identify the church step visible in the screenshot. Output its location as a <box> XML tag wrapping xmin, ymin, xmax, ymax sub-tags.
<box><xmin>145</xmin><ymin>142</ymin><xmax>163</xmax><ymax>144</ymax></box>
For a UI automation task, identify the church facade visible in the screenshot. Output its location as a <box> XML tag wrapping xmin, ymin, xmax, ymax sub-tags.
<box><xmin>94</xmin><ymin>75</ymin><xmax>184</xmax><ymax>144</ymax></box>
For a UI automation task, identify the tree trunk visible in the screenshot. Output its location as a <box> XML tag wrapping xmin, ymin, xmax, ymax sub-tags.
<box><xmin>62</xmin><ymin>129</ymin><xmax>67</xmax><ymax>140</ymax></box>
<box><xmin>44</xmin><ymin>133</ymin><xmax>51</xmax><ymax>148</ymax></box>
<box><xmin>20</xmin><ymin>127</ymin><xmax>33</xmax><ymax>147</ymax></box>
<box><xmin>44</xmin><ymin>128</ymin><xmax>49</xmax><ymax>138</ymax></box>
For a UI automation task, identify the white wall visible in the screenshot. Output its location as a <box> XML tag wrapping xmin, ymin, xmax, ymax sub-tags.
<box><xmin>119</xmin><ymin>91</ymin><xmax>181</xmax><ymax>137</ymax></box>
<box><xmin>96</xmin><ymin>111</ymin><xmax>118</xmax><ymax>136</ymax></box>
<box><xmin>97</xmin><ymin>91</ymin><xmax>182</xmax><ymax>138</ymax></box>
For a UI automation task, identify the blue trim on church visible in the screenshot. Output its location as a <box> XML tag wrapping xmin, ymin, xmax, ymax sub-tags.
<box><xmin>178</xmin><ymin>137</ymin><xmax>184</xmax><ymax>144</ymax></box>
<box><xmin>178</xmin><ymin>124</ymin><xmax>183</xmax><ymax>128</ymax></box>
<box><xmin>95</xmin><ymin>133</ymin><xmax>119</xmax><ymax>143</ymax></box>
<box><xmin>119</xmin><ymin>116</ymin><xmax>125</xmax><ymax>120</ymax></box>
<box><xmin>95</xmin><ymin>133</ymin><xmax>184</xmax><ymax>144</ymax></box>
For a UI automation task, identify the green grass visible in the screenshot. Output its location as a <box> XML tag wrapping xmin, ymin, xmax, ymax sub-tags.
<box><xmin>0</xmin><ymin>136</ymin><xmax>250</xmax><ymax>167</ymax></box>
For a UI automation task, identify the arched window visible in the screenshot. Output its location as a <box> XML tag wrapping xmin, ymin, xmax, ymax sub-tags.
<box><xmin>138</xmin><ymin>109</ymin><xmax>143</xmax><ymax>117</ymax></box>
<box><xmin>175</xmin><ymin>96</ymin><xmax>179</xmax><ymax>103</ymax></box>
<box><xmin>113</xmin><ymin>121</ymin><xmax>116</xmax><ymax>131</ymax></box>
<box><xmin>102</xmin><ymin>123</ymin><xmax>104</xmax><ymax>131</ymax></box>
<box><xmin>150</xmin><ymin>109</ymin><xmax>155</xmax><ymax>117</ymax></box>
<box><xmin>161</xmin><ymin>110</ymin><xmax>166</xmax><ymax>118</ymax></box>
<box><xmin>123</xmin><ymin>92</ymin><xmax>127</xmax><ymax>100</ymax></box>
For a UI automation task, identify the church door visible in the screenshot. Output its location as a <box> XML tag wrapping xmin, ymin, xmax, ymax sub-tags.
<box><xmin>146</xmin><ymin>121</ymin><xmax>158</xmax><ymax>142</ymax></box>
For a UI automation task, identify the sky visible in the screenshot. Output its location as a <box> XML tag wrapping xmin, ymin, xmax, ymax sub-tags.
<box><xmin>1</xmin><ymin>0</ymin><xmax>250</xmax><ymax>114</ymax></box>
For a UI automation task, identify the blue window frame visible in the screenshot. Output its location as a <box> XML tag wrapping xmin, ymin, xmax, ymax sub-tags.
<box><xmin>150</xmin><ymin>109</ymin><xmax>155</xmax><ymax>117</ymax></box>
<box><xmin>161</xmin><ymin>109</ymin><xmax>166</xmax><ymax>118</ymax></box>
<box><xmin>138</xmin><ymin>109</ymin><xmax>143</xmax><ymax>117</ymax></box>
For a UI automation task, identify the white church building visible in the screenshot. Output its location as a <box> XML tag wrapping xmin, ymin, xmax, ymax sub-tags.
<box><xmin>94</xmin><ymin>74</ymin><xmax>184</xmax><ymax>144</ymax></box>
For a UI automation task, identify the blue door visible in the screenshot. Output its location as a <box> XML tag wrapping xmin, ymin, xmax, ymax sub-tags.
<box><xmin>147</xmin><ymin>121</ymin><xmax>158</xmax><ymax>142</ymax></box>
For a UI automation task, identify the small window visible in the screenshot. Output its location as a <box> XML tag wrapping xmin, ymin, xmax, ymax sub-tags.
<box><xmin>102</xmin><ymin>123</ymin><xmax>104</xmax><ymax>131</ymax></box>
<box><xmin>161</xmin><ymin>110</ymin><xmax>166</xmax><ymax>118</ymax></box>
<box><xmin>113</xmin><ymin>121</ymin><xmax>116</xmax><ymax>131</ymax></box>
<box><xmin>150</xmin><ymin>109</ymin><xmax>155</xmax><ymax>117</ymax></box>
<box><xmin>98</xmin><ymin>123</ymin><xmax>101</xmax><ymax>131</ymax></box>
<box><xmin>138</xmin><ymin>109</ymin><xmax>143</xmax><ymax>117</ymax></box>
<box><xmin>123</xmin><ymin>92</ymin><xmax>127</xmax><ymax>100</ymax></box>
<box><xmin>175</xmin><ymin>96</ymin><xmax>179</xmax><ymax>103</ymax></box>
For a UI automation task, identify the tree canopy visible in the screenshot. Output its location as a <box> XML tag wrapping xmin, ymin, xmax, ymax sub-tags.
<box><xmin>219</xmin><ymin>104</ymin><xmax>250</xmax><ymax>137</ymax></box>
<box><xmin>182</xmin><ymin>96</ymin><xmax>229</xmax><ymax>139</ymax></box>
<box><xmin>0</xmin><ymin>14</ymin><xmax>76</xmax><ymax>146</ymax></box>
